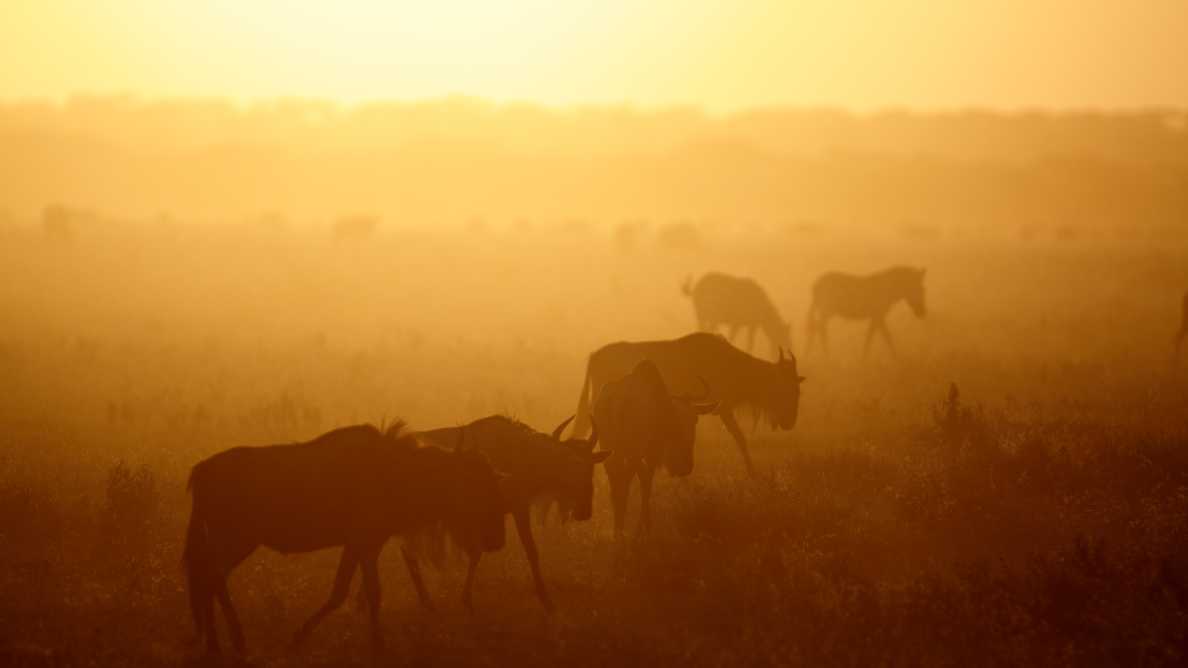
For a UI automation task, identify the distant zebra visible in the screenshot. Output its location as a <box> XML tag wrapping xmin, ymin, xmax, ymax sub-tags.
<box><xmin>805</xmin><ymin>267</ymin><xmax>927</xmax><ymax>358</ymax></box>
<box><xmin>1176</xmin><ymin>291</ymin><xmax>1188</xmax><ymax>357</ymax></box>
<box><xmin>682</xmin><ymin>272</ymin><xmax>791</xmax><ymax>358</ymax></box>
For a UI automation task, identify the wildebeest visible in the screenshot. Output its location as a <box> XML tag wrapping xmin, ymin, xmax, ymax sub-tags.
<box><xmin>805</xmin><ymin>266</ymin><xmax>927</xmax><ymax>357</ymax></box>
<box><xmin>183</xmin><ymin>422</ymin><xmax>506</xmax><ymax>657</ymax></box>
<box><xmin>593</xmin><ymin>360</ymin><xmax>717</xmax><ymax>537</ymax></box>
<box><xmin>682</xmin><ymin>272</ymin><xmax>792</xmax><ymax>358</ymax></box>
<box><xmin>411</xmin><ymin>415</ymin><xmax>610</xmax><ymax>612</ymax></box>
<box><xmin>574</xmin><ymin>332</ymin><xmax>805</xmax><ymax>476</ymax></box>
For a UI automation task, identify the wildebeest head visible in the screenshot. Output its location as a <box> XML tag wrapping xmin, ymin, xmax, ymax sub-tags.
<box><xmin>766</xmin><ymin>348</ymin><xmax>806</xmax><ymax>430</ymax></box>
<box><xmin>906</xmin><ymin>268</ymin><xmax>927</xmax><ymax>318</ymax></box>
<box><xmin>449</xmin><ymin>448</ymin><xmax>507</xmax><ymax>552</ymax></box>
<box><xmin>550</xmin><ymin>415</ymin><xmax>611</xmax><ymax>521</ymax></box>
<box><xmin>663</xmin><ymin>378</ymin><xmax>718</xmax><ymax>476</ymax></box>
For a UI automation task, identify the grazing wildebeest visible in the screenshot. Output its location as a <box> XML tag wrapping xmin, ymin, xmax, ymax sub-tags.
<box><xmin>593</xmin><ymin>360</ymin><xmax>717</xmax><ymax>537</ymax></box>
<box><xmin>1177</xmin><ymin>291</ymin><xmax>1188</xmax><ymax>357</ymax></box>
<box><xmin>805</xmin><ymin>266</ymin><xmax>927</xmax><ymax>357</ymax></box>
<box><xmin>411</xmin><ymin>415</ymin><xmax>610</xmax><ymax>612</ymax></box>
<box><xmin>182</xmin><ymin>422</ymin><xmax>506</xmax><ymax>658</ymax></box>
<box><xmin>682</xmin><ymin>272</ymin><xmax>792</xmax><ymax>358</ymax></box>
<box><xmin>574</xmin><ymin>332</ymin><xmax>805</xmax><ymax>476</ymax></box>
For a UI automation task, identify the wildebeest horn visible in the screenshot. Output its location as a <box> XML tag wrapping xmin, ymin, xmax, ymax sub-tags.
<box><xmin>552</xmin><ymin>415</ymin><xmax>575</xmax><ymax>440</ymax></box>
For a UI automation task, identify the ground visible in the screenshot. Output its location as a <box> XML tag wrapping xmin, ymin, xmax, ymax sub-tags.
<box><xmin>2</xmin><ymin>221</ymin><xmax>1187</xmax><ymax>665</ymax></box>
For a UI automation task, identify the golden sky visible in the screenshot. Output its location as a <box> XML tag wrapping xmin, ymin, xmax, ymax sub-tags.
<box><xmin>2</xmin><ymin>0</ymin><xmax>1186</xmax><ymax>111</ymax></box>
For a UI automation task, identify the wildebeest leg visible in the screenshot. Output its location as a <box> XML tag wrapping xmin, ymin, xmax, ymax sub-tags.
<box><xmin>534</xmin><ymin>498</ymin><xmax>552</xmax><ymax>526</ymax></box>
<box><xmin>197</xmin><ymin>569</ymin><xmax>220</xmax><ymax>656</ymax></box>
<box><xmin>213</xmin><ymin>541</ymin><xmax>255</xmax><ymax>657</ymax></box>
<box><xmin>637</xmin><ymin>466</ymin><xmax>655</xmax><ymax>535</ymax></box>
<box><xmin>606</xmin><ymin>463</ymin><xmax>632</xmax><ymax>539</ymax></box>
<box><xmin>818</xmin><ymin>315</ymin><xmax>830</xmax><ymax>355</ymax></box>
<box><xmin>863</xmin><ymin>319</ymin><xmax>879</xmax><ymax>359</ymax></box>
<box><xmin>513</xmin><ymin>508</ymin><xmax>554</xmax><ymax>613</ymax></box>
<box><xmin>212</xmin><ymin>581</ymin><xmax>243</xmax><ymax>657</ymax></box>
<box><xmin>360</xmin><ymin>547</ymin><xmax>384</xmax><ymax>654</ymax></box>
<box><xmin>877</xmin><ymin>318</ymin><xmax>897</xmax><ymax>357</ymax></box>
<box><xmin>293</xmin><ymin>546</ymin><xmax>360</xmax><ymax>646</ymax></box>
<box><xmin>462</xmin><ymin>549</ymin><xmax>482</xmax><ymax>613</ymax></box>
<box><xmin>719</xmin><ymin>409</ymin><xmax>756</xmax><ymax>477</ymax></box>
<box><xmin>401</xmin><ymin>546</ymin><xmax>435</xmax><ymax>611</ymax></box>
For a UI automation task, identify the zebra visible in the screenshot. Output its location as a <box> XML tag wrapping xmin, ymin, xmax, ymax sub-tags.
<box><xmin>805</xmin><ymin>266</ymin><xmax>927</xmax><ymax>358</ymax></box>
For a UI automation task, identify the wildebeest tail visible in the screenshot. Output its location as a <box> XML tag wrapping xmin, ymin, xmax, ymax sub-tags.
<box><xmin>574</xmin><ymin>358</ymin><xmax>594</xmax><ymax>437</ymax></box>
<box><xmin>182</xmin><ymin>467</ymin><xmax>210</xmax><ymax>637</ymax></box>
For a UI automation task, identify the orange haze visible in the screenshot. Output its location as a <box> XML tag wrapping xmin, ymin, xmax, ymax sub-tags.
<box><xmin>2</xmin><ymin>1</ymin><xmax>1187</xmax><ymax>110</ymax></box>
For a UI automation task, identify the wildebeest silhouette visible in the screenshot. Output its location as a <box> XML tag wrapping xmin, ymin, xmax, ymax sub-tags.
<box><xmin>593</xmin><ymin>360</ymin><xmax>717</xmax><ymax>537</ymax></box>
<box><xmin>412</xmin><ymin>415</ymin><xmax>609</xmax><ymax>612</ymax></box>
<box><xmin>1177</xmin><ymin>291</ymin><xmax>1188</xmax><ymax>357</ymax></box>
<box><xmin>805</xmin><ymin>266</ymin><xmax>927</xmax><ymax>358</ymax></box>
<box><xmin>182</xmin><ymin>422</ymin><xmax>506</xmax><ymax>658</ymax></box>
<box><xmin>682</xmin><ymin>272</ymin><xmax>792</xmax><ymax>358</ymax></box>
<box><xmin>574</xmin><ymin>332</ymin><xmax>804</xmax><ymax>476</ymax></box>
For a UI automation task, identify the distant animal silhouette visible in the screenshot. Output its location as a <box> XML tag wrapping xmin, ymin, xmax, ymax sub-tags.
<box><xmin>682</xmin><ymin>272</ymin><xmax>792</xmax><ymax>358</ymax></box>
<box><xmin>41</xmin><ymin>204</ymin><xmax>76</xmax><ymax>243</ymax></box>
<box><xmin>656</xmin><ymin>221</ymin><xmax>701</xmax><ymax>250</ymax></box>
<box><xmin>411</xmin><ymin>415</ymin><xmax>609</xmax><ymax>612</ymax></box>
<box><xmin>1177</xmin><ymin>291</ymin><xmax>1188</xmax><ymax>357</ymax></box>
<box><xmin>593</xmin><ymin>360</ymin><xmax>717</xmax><ymax>537</ymax></box>
<box><xmin>183</xmin><ymin>422</ymin><xmax>505</xmax><ymax>658</ymax></box>
<box><xmin>574</xmin><ymin>332</ymin><xmax>805</xmax><ymax>476</ymax></box>
<box><xmin>805</xmin><ymin>266</ymin><xmax>927</xmax><ymax>358</ymax></box>
<box><xmin>332</xmin><ymin>214</ymin><xmax>379</xmax><ymax>241</ymax></box>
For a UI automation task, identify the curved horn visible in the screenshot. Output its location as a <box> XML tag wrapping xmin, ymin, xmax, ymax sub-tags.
<box><xmin>552</xmin><ymin>415</ymin><xmax>575</xmax><ymax>441</ymax></box>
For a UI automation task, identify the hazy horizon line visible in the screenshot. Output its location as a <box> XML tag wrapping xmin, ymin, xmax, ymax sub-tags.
<box><xmin>2</xmin><ymin>91</ymin><xmax>1185</xmax><ymax>119</ymax></box>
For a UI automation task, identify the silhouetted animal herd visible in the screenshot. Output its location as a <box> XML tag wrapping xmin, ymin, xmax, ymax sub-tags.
<box><xmin>184</xmin><ymin>269</ymin><xmax>1188</xmax><ymax>658</ymax></box>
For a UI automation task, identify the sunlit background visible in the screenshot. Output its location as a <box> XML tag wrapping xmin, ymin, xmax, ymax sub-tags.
<box><xmin>3</xmin><ymin>0</ymin><xmax>1187</xmax><ymax>109</ymax></box>
<box><xmin>4</xmin><ymin>5</ymin><xmax>1188</xmax><ymax>665</ymax></box>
